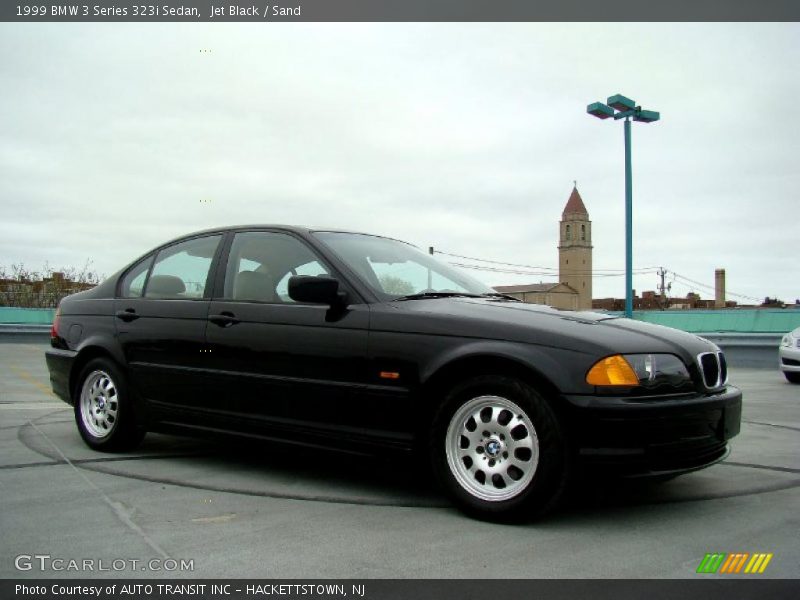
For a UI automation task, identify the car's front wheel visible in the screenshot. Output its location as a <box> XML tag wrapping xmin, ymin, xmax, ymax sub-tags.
<box><xmin>74</xmin><ymin>358</ymin><xmax>145</xmax><ymax>451</ymax></box>
<box><xmin>430</xmin><ymin>375</ymin><xmax>569</xmax><ymax>521</ymax></box>
<box><xmin>784</xmin><ymin>371</ymin><xmax>800</xmax><ymax>384</ymax></box>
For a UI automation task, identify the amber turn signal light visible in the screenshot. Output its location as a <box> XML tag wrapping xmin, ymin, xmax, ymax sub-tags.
<box><xmin>586</xmin><ymin>355</ymin><xmax>639</xmax><ymax>386</ymax></box>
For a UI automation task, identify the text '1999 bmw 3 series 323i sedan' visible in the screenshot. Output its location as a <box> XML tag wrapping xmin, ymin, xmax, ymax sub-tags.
<box><xmin>46</xmin><ymin>226</ymin><xmax>742</xmax><ymax>520</ymax></box>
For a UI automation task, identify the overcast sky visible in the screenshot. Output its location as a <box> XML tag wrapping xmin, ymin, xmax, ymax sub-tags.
<box><xmin>1</xmin><ymin>23</ymin><xmax>798</xmax><ymax>304</ymax></box>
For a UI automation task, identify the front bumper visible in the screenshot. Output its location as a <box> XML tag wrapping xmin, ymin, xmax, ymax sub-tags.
<box><xmin>45</xmin><ymin>348</ymin><xmax>77</xmax><ymax>405</ymax></box>
<box><xmin>563</xmin><ymin>385</ymin><xmax>742</xmax><ymax>476</ymax></box>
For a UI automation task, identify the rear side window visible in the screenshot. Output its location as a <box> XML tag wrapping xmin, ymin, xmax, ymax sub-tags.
<box><xmin>119</xmin><ymin>256</ymin><xmax>153</xmax><ymax>298</ymax></box>
<box><xmin>144</xmin><ymin>235</ymin><xmax>222</xmax><ymax>299</ymax></box>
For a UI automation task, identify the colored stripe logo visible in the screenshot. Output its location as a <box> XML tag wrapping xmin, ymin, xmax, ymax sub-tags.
<box><xmin>696</xmin><ymin>553</ymin><xmax>773</xmax><ymax>574</ymax></box>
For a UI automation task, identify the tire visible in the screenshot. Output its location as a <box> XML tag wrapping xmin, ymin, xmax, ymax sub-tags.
<box><xmin>784</xmin><ymin>372</ymin><xmax>800</xmax><ymax>384</ymax></box>
<box><xmin>74</xmin><ymin>357</ymin><xmax>145</xmax><ymax>452</ymax></box>
<box><xmin>430</xmin><ymin>375</ymin><xmax>569</xmax><ymax>521</ymax></box>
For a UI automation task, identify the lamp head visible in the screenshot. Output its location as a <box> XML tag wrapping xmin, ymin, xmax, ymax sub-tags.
<box><xmin>587</xmin><ymin>102</ymin><xmax>615</xmax><ymax>119</ymax></box>
<box><xmin>607</xmin><ymin>94</ymin><xmax>636</xmax><ymax>112</ymax></box>
<box><xmin>633</xmin><ymin>109</ymin><xmax>660</xmax><ymax>123</ymax></box>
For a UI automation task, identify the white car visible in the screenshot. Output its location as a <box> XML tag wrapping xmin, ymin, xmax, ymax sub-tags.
<box><xmin>779</xmin><ymin>327</ymin><xmax>800</xmax><ymax>384</ymax></box>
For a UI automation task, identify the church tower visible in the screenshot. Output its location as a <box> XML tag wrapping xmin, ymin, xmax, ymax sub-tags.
<box><xmin>558</xmin><ymin>185</ymin><xmax>593</xmax><ymax>310</ymax></box>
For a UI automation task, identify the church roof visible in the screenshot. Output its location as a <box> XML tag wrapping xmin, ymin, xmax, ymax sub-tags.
<box><xmin>562</xmin><ymin>186</ymin><xmax>588</xmax><ymax>218</ymax></box>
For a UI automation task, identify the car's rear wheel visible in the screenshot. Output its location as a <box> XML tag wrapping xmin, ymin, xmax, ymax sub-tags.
<box><xmin>784</xmin><ymin>371</ymin><xmax>800</xmax><ymax>384</ymax></box>
<box><xmin>75</xmin><ymin>358</ymin><xmax>145</xmax><ymax>451</ymax></box>
<box><xmin>430</xmin><ymin>375</ymin><xmax>569</xmax><ymax>521</ymax></box>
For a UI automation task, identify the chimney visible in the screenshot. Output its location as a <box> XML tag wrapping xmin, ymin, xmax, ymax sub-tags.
<box><xmin>715</xmin><ymin>269</ymin><xmax>726</xmax><ymax>308</ymax></box>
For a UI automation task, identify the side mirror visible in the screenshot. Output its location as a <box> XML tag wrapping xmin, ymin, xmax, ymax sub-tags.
<box><xmin>288</xmin><ymin>275</ymin><xmax>347</xmax><ymax>306</ymax></box>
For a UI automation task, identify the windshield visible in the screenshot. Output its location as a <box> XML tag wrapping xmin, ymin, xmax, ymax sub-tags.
<box><xmin>313</xmin><ymin>232</ymin><xmax>495</xmax><ymax>300</ymax></box>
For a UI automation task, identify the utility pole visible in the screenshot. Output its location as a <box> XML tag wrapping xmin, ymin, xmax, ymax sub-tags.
<box><xmin>428</xmin><ymin>247</ymin><xmax>434</xmax><ymax>289</ymax></box>
<box><xmin>656</xmin><ymin>267</ymin><xmax>671</xmax><ymax>310</ymax></box>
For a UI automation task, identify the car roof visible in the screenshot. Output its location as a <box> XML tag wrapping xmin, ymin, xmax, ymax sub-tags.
<box><xmin>162</xmin><ymin>225</ymin><xmax>411</xmax><ymax>247</ymax></box>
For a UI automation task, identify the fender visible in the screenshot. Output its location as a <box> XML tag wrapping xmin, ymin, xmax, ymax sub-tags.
<box><xmin>420</xmin><ymin>339</ymin><xmax>591</xmax><ymax>396</ymax></box>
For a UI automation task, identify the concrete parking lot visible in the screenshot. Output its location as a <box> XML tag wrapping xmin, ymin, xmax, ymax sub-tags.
<box><xmin>1</xmin><ymin>340</ymin><xmax>798</xmax><ymax>579</ymax></box>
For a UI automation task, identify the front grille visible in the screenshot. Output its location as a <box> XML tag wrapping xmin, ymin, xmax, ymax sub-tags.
<box><xmin>782</xmin><ymin>357</ymin><xmax>800</xmax><ymax>367</ymax></box>
<box><xmin>698</xmin><ymin>351</ymin><xmax>727</xmax><ymax>389</ymax></box>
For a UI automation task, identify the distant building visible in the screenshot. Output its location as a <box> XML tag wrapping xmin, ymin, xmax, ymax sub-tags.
<box><xmin>493</xmin><ymin>186</ymin><xmax>592</xmax><ymax>310</ymax></box>
<box><xmin>593</xmin><ymin>290</ymin><xmax>738</xmax><ymax>311</ymax></box>
<box><xmin>493</xmin><ymin>282</ymin><xmax>580</xmax><ymax>310</ymax></box>
<box><xmin>558</xmin><ymin>186</ymin><xmax>593</xmax><ymax>310</ymax></box>
<box><xmin>715</xmin><ymin>269</ymin><xmax>726</xmax><ymax>308</ymax></box>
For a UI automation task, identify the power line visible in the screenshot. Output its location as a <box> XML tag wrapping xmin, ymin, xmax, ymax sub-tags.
<box><xmin>669</xmin><ymin>272</ymin><xmax>761</xmax><ymax>302</ymax></box>
<box><xmin>434</xmin><ymin>250</ymin><xmax>559</xmax><ymax>271</ymax></box>
<box><xmin>449</xmin><ymin>262</ymin><xmax>658</xmax><ymax>278</ymax></box>
<box><xmin>435</xmin><ymin>249</ymin><xmax>658</xmax><ymax>274</ymax></box>
<box><xmin>434</xmin><ymin>247</ymin><xmax>763</xmax><ymax>303</ymax></box>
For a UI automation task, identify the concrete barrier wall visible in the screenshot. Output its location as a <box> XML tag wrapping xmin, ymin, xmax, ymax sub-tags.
<box><xmin>0</xmin><ymin>307</ymin><xmax>56</xmax><ymax>324</ymax></box>
<box><xmin>617</xmin><ymin>308</ymin><xmax>800</xmax><ymax>334</ymax></box>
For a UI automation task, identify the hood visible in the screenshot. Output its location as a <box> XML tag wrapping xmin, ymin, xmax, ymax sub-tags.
<box><xmin>379</xmin><ymin>298</ymin><xmax>717</xmax><ymax>359</ymax></box>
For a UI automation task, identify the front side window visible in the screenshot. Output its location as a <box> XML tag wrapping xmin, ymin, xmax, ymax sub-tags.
<box><xmin>144</xmin><ymin>235</ymin><xmax>221</xmax><ymax>299</ymax></box>
<box><xmin>224</xmin><ymin>231</ymin><xmax>330</xmax><ymax>303</ymax></box>
<box><xmin>314</xmin><ymin>232</ymin><xmax>493</xmax><ymax>300</ymax></box>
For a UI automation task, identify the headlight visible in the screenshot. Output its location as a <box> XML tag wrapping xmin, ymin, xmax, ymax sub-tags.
<box><xmin>780</xmin><ymin>334</ymin><xmax>800</xmax><ymax>349</ymax></box>
<box><xmin>587</xmin><ymin>353</ymin><xmax>691</xmax><ymax>388</ymax></box>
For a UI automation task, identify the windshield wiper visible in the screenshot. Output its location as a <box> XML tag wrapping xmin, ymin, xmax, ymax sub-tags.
<box><xmin>481</xmin><ymin>293</ymin><xmax>521</xmax><ymax>302</ymax></box>
<box><xmin>393</xmin><ymin>292</ymin><xmax>483</xmax><ymax>301</ymax></box>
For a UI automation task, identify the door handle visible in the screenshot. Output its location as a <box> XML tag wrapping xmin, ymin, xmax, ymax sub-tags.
<box><xmin>208</xmin><ymin>312</ymin><xmax>240</xmax><ymax>327</ymax></box>
<box><xmin>115</xmin><ymin>309</ymin><xmax>139</xmax><ymax>322</ymax></box>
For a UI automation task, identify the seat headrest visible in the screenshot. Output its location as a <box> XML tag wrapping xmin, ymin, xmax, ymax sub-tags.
<box><xmin>233</xmin><ymin>270</ymin><xmax>276</xmax><ymax>302</ymax></box>
<box><xmin>146</xmin><ymin>274</ymin><xmax>186</xmax><ymax>297</ymax></box>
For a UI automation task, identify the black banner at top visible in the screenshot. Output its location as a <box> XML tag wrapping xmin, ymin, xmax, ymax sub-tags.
<box><xmin>3</xmin><ymin>0</ymin><xmax>800</xmax><ymax>22</ymax></box>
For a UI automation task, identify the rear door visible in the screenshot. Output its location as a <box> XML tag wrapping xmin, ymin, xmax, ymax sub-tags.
<box><xmin>115</xmin><ymin>233</ymin><xmax>223</xmax><ymax>411</ymax></box>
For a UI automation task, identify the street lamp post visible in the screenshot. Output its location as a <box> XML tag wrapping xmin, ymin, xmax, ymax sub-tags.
<box><xmin>587</xmin><ymin>94</ymin><xmax>660</xmax><ymax>318</ymax></box>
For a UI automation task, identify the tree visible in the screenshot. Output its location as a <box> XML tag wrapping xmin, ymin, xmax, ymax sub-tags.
<box><xmin>0</xmin><ymin>260</ymin><xmax>102</xmax><ymax>308</ymax></box>
<box><xmin>379</xmin><ymin>274</ymin><xmax>414</xmax><ymax>296</ymax></box>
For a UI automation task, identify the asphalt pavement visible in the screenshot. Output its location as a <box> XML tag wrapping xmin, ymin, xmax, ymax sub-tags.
<box><xmin>1</xmin><ymin>341</ymin><xmax>798</xmax><ymax>579</ymax></box>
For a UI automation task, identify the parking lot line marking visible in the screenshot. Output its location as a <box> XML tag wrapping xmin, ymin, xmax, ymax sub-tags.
<box><xmin>723</xmin><ymin>461</ymin><xmax>800</xmax><ymax>476</ymax></box>
<box><xmin>742</xmin><ymin>419</ymin><xmax>800</xmax><ymax>433</ymax></box>
<box><xmin>10</xmin><ymin>366</ymin><xmax>55</xmax><ymax>397</ymax></box>
<box><xmin>0</xmin><ymin>403</ymin><xmax>66</xmax><ymax>410</ymax></box>
<box><xmin>29</xmin><ymin>421</ymin><xmax>172</xmax><ymax>561</ymax></box>
<box><xmin>0</xmin><ymin>460</ymin><xmax>64</xmax><ymax>470</ymax></box>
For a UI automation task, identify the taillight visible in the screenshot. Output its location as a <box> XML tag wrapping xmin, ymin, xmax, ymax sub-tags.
<box><xmin>51</xmin><ymin>306</ymin><xmax>61</xmax><ymax>339</ymax></box>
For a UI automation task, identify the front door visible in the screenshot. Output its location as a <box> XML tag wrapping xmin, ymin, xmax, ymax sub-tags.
<box><xmin>203</xmin><ymin>230</ymin><xmax>376</xmax><ymax>442</ymax></box>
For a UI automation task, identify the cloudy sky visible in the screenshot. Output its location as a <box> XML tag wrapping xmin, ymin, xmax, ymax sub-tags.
<box><xmin>1</xmin><ymin>22</ymin><xmax>798</xmax><ymax>304</ymax></box>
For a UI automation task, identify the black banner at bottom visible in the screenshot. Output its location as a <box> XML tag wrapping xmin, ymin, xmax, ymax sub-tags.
<box><xmin>4</xmin><ymin>579</ymin><xmax>800</xmax><ymax>600</ymax></box>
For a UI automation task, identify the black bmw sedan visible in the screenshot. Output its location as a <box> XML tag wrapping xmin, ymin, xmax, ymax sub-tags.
<box><xmin>46</xmin><ymin>226</ymin><xmax>742</xmax><ymax>520</ymax></box>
